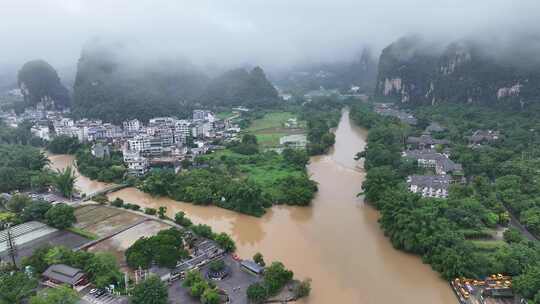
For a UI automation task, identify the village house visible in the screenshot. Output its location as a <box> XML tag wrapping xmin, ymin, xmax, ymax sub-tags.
<box><xmin>425</xmin><ymin>122</ymin><xmax>446</xmax><ymax>133</ymax></box>
<box><xmin>30</xmin><ymin>125</ymin><xmax>51</xmax><ymax>141</ymax></box>
<box><xmin>402</xmin><ymin>149</ymin><xmax>463</xmax><ymax>175</ymax></box>
<box><xmin>123</xmin><ymin>150</ymin><xmax>149</xmax><ymax>176</ymax></box>
<box><xmin>407</xmin><ymin>175</ymin><xmax>451</xmax><ymax>198</ymax></box>
<box><xmin>406</xmin><ymin>133</ymin><xmax>450</xmax><ymax>150</ymax></box>
<box><xmin>42</xmin><ymin>264</ymin><xmax>88</xmax><ymax>289</ymax></box>
<box><xmin>279</xmin><ymin>134</ymin><xmax>307</xmax><ymax>149</ymax></box>
<box><xmin>374</xmin><ymin>103</ymin><xmax>418</xmax><ymax>125</ymax></box>
<box><xmin>91</xmin><ymin>143</ymin><xmax>110</xmax><ymax>159</ymax></box>
<box><xmin>468</xmin><ymin>130</ymin><xmax>501</xmax><ymax>145</ymax></box>
<box><xmin>240</xmin><ymin>260</ymin><xmax>265</xmax><ymax>275</ymax></box>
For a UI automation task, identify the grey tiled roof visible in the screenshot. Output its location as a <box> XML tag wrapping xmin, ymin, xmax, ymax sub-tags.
<box><xmin>468</xmin><ymin>130</ymin><xmax>500</xmax><ymax>143</ymax></box>
<box><xmin>425</xmin><ymin>122</ymin><xmax>446</xmax><ymax>133</ymax></box>
<box><xmin>240</xmin><ymin>260</ymin><xmax>264</xmax><ymax>274</ymax></box>
<box><xmin>406</xmin><ymin>134</ymin><xmax>450</xmax><ymax>146</ymax></box>
<box><xmin>43</xmin><ymin>264</ymin><xmax>85</xmax><ymax>285</ymax></box>
<box><xmin>407</xmin><ymin>175</ymin><xmax>451</xmax><ymax>190</ymax></box>
<box><xmin>403</xmin><ymin>149</ymin><xmax>462</xmax><ymax>173</ymax></box>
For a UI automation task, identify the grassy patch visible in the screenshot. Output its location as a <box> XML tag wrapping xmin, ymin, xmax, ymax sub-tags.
<box><xmin>246</xmin><ymin>112</ymin><xmax>306</xmax><ymax>147</ymax></box>
<box><xmin>216</xmin><ymin>111</ymin><xmax>234</xmax><ymax>120</ymax></box>
<box><xmin>255</xmin><ymin>133</ymin><xmax>288</xmax><ymax>146</ymax></box>
<box><xmin>460</xmin><ymin>228</ymin><xmax>496</xmax><ymax>240</ymax></box>
<box><xmin>67</xmin><ymin>226</ymin><xmax>99</xmax><ymax>240</ymax></box>
<box><xmin>247</xmin><ymin>112</ymin><xmax>297</xmax><ymax>132</ymax></box>
<box><xmin>200</xmin><ymin>149</ymin><xmax>312</xmax><ymax>202</ymax></box>
<box><xmin>469</xmin><ymin>240</ymin><xmax>507</xmax><ymax>251</ymax></box>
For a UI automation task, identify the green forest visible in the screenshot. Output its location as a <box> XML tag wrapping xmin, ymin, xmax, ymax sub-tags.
<box><xmin>350</xmin><ymin>102</ymin><xmax>540</xmax><ymax>302</ymax></box>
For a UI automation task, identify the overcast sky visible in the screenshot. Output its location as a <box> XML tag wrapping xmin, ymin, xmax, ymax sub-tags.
<box><xmin>1</xmin><ymin>0</ymin><xmax>539</xmax><ymax>71</ymax></box>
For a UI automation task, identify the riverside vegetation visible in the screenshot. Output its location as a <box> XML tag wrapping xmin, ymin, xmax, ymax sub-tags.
<box><xmin>350</xmin><ymin>102</ymin><xmax>540</xmax><ymax>303</ymax></box>
<box><xmin>138</xmin><ymin>97</ymin><xmax>346</xmax><ymax>216</ymax></box>
<box><xmin>139</xmin><ymin>136</ymin><xmax>317</xmax><ymax>217</ymax></box>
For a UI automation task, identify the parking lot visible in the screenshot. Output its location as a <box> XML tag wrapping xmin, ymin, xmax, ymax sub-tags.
<box><xmin>168</xmin><ymin>255</ymin><xmax>262</xmax><ymax>304</ymax></box>
<box><xmin>80</xmin><ymin>287</ymin><xmax>128</xmax><ymax>304</ymax></box>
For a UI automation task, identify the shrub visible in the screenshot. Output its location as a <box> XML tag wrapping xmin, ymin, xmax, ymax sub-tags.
<box><xmin>145</xmin><ymin>208</ymin><xmax>157</xmax><ymax>215</ymax></box>
<box><xmin>111</xmin><ymin>198</ymin><xmax>124</xmax><ymax>207</ymax></box>
<box><xmin>214</xmin><ymin>232</ymin><xmax>236</xmax><ymax>252</ymax></box>
<box><xmin>93</xmin><ymin>194</ymin><xmax>108</xmax><ymax>204</ymax></box>
<box><xmin>247</xmin><ymin>283</ymin><xmax>267</xmax><ymax>303</ymax></box>
<box><xmin>209</xmin><ymin>260</ymin><xmax>225</xmax><ymax>273</ymax></box>
<box><xmin>191</xmin><ymin>224</ymin><xmax>214</xmax><ymax>239</ymax></box>
<box><xmin>174</xmin><ymin>211</ymin><xmax>193</xmax><ymax>227</ymax></box>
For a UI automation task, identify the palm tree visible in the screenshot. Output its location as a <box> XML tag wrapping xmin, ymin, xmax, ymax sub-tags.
<box><xmin>54</xmin><ymin>166</ymin><xmax>77</xmax><ymax>200</ymax></box>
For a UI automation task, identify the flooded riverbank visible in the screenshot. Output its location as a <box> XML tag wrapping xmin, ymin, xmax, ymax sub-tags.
<box><xmin>47</xmin><ymin>153</ymin><xmax>113</xmax><ymax>195</ymax></box>
<box><xmin>49</xmin><ymin>109</ymin><xmax>456</xmax><ymax>303</ymax></box>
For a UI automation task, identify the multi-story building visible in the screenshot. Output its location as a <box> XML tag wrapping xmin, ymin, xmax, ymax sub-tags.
<box><xmin>193</xmin><ymin>110</ymin><xmax>215</xmax><ymax>122</ymax></box>
<box><xmin>123</xmin><ymin>150</ymin><xmax>149</xmax><ymax>176</ymax></box>
<box><xmin>149</xmin><ymin>117</ymin><xmax>176</xmax><ymax>127</ymax></box>
<box><xmin>31</xmin><ymin>125</ymin><xmax>51</xmax><ymax>141</ymax></box>
<box><xmin>402</xmin><ymin>149</ymin><xmax>463</xmax><ymax>175</ymax></box>
<box><xmin>174</xmin><ymin>120</ymin><xmax>191</xmax><ymax>145</ymax></box>
<box><xmin>123</xmin><ymin>119</ymin><xmax>141</xmax><ymax>134</ymax></box>
<box><xmin>407</xmin><ymin>175</ymin><xmax>451</xmax><ymax>198</ymax></box>
<box><xmin>128</xmin><ymin>135</ymin><xmax>150</xmax><ymax>154</ymax></box>
<box><xmin>53</xmin><ymin>118</ymin><xmax>74</xmax><ymax>129</ymax></box>
<box><xmin>148</xmin><ymin>137</ymin><xmax>163</xmax><ymax>156</ymax></box>
<box><xmin>103</xmin><ymin>123</ymin><xmax>124</xmax><ymax>139</ymax></box>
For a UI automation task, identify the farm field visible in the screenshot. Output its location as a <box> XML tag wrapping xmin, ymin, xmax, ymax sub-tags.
<box><xmin>74</xmin><ymin>205</ymin><xmax>144</xmax><ymax>237</ymax></box>
<box><xmin>87</xmin><ymin>220</ymin><xmax>171</xmax><ymax>267</ymax></box>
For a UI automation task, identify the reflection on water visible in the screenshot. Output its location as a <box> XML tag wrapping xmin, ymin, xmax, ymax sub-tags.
<box><xmin>50</xmin><ymin>109</ymin><xmax>456</xmax><ymax>304</ymax></box>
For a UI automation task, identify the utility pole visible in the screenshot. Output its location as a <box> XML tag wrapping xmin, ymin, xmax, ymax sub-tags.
<box><xmin>124</xmin><ymin>271</ymin><xmax>129</xmax><ymax>290</ymax></box>
<box><xmin>6</xmin><ymin>224</ymin><xmax>18</xmax><ymax>269</ymax></box>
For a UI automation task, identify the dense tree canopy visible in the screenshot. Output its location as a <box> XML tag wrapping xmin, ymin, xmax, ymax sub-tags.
<box><xmin>125</xmin><ymin>228</ymin><xmax>188</xmax><ymax>269</ymax></box>
<box><xmin>47</xmin><ymin>136</ymin><xmax>80</xmax><ymax>154</ymax></box>
<box><xmin>0</xmin><ymin>271</ymin><xmax>38</xmax><ymax>304</ymax></box>
<box><xmin>75</xmin><ymin>148</ymin><xmax>126</xmax><ymax>183</ymax></box>
<box><xmin>131</xmin><ymin>276</ymin><xmax>168</xmax><ymax>304</ymax></box>
<box><xmin>0</xmin><ymin>144</ymin><xmax>49</xmax><ymax>192</ymax></box>
<box><xmin>350</xmin><ymin>101</ymin><xmax>540</xmax><ymax>302</ymax></box>
<box><xmin>29</xmin><ymin>285</ymin><xmax>79</xmax><ymax>304</ymax></box>
<box><xmin>44</xmin><ymin>203</ymin><xmax>76</xmax><ymax>229</ymax></box>
<box><xmin>22</xmin><ymin>245</ymin><xmax>122</xmax><ymax>289</ymax></box>
<box><xmin>0</xmin><ymin>121</ymin><xmax>43</xmax><ymax>146</ymax></box>
<box><xmin>140</xmin><ymin>148</ymin><xmax>317</xmax><ymax>216</ymax></box>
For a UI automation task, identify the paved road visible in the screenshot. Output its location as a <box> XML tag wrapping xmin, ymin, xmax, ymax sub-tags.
<box><xmin>507</xmin><ymin>207</ymin><xmax>539</xmax><ymax>242</ymax></box>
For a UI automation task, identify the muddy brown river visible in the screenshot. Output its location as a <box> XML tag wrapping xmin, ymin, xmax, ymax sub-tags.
<box><xmin>49</xmin><ymin>109</ymin><xmax>456</xmax><ymax>304</ymax></box>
